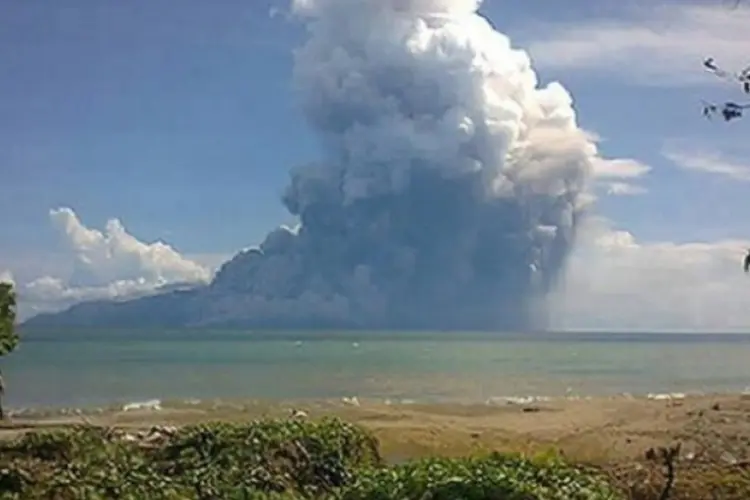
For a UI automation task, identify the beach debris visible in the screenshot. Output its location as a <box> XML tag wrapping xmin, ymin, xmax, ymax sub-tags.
<box><xmin>721</xmin><ymin>450</ymin><xmax>739</xmax><ymax>465</ymax></box>
<box><xmin>103</xmin><ymin>425</ymin><xmax>178</xmax><ymax>446</ymax></box>
<box><xmin>341</xmin><ymin>396</ymin><xmax>360</xmax><ymax>407</ymax></box>
<box><xmin>120</xmin><ymin>433</ymin><xmax>139</xmax><ymax>443</ymax></box>
<box><xmin>140</xmin><ymin>425</ymin><xmax>178</xmax><ymax>444</ymax></box>
<box><xmin>711</xmin><ymin>402</ymin><xmax>721</xmax><ymax>411</ymax></box>
<box><xmin>289</xmin><ymin>408</ymin><xmax>309</xmax><ymax>419</ymax></box>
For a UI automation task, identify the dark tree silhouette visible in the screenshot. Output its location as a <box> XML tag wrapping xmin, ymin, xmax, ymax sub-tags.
<box><xmin>701</xmin><ymin>1</ymin><xmax>750</xmax><ymax>121</ymax></box>
<box><xmin>0</xmin><ymin>281</ymin><xmax>18</xmax><ymax>420</ymax></box>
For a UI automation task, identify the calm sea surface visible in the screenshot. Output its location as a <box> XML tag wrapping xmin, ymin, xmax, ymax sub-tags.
<box><xmin>4</xmin><ymin>330</ymin><xmax>750</xmax><ymax>409</ymax></box>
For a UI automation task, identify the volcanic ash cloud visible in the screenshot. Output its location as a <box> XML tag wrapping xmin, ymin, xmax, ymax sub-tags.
<box><xmin>210</xmin><ymin>0</ymin><xmax>601</xmax><ymax>330</ymax></box>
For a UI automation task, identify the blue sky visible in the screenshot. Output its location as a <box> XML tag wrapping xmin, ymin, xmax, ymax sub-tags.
<box><xmin>2</xmin><ymin>0</ymin><xmax>750</xmax><ymax>329</ymax></box>
<box><xmin>1</xmin><ymin>0</ymin><xmax>305</xmax><ymax>257</ymax></box>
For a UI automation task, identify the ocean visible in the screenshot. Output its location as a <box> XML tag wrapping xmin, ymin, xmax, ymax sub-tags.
<box><xmin>4</xmin><ymin>330</ymin><xmax>750</xmax><ymax>410</ymax></box>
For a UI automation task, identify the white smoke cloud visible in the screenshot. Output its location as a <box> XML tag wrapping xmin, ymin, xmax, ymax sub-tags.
<box><xmin>23</xmin><ymin>0</ymin><xmax>654</xmax><ymax>329</ymax></box>
<box><xmin>14</xmin><ymin>208</ymin><xmax>212</xmax><ymax>319</ymax></box>
<box><xmin>193</xmin><ymin>0</ymin><xmax>649</xmax><ymax>330</ymax></box>
<box><xmin>550</xmin><ymin>217</ymin><xmax>750</xmax><ymax>332</ymax></box>
<box><xmin>292</xmin><ymin>0</ymin><xmax>482</xmax><ymax>17</ymax></box>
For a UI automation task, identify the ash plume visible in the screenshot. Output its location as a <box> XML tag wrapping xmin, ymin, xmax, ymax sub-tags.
<box><xmin>207</xmin><ymin>0</ymin><xmax>600</xmax><ymax>330</ymax></box>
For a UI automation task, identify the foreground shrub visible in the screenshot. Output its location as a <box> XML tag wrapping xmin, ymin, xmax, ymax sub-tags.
<box><xmin>150</xmin><ymin>418</ymin><xmax>381</xmax><ymax>497</ymax></box>
<box><xmin>340</xmin><ymin>453</ymin><xmax>623</xmax><ymax>500</ymax></box>
<box><xmin>0</xmin><ymin>418</ymin><xmax>624</xmax><ymax>499</ymax></box>
<box><xmin>0</xmin><ymin>418</ymin><xmax>380</xmax><ymax>499</ymax></box>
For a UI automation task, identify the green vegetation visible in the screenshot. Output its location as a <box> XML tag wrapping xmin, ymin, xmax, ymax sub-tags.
<box><xmin>341</xmin><ymin>454</ymin><xmax>620</xmax><ymax>499</ymax></box>
<box><xmin>0</xmin><ymin>282</ymin><xmax>18</xmax><ymax>357</ymax></box>
<box><xmin>0</xmin><ymin>281</ymin><xmax>18</xmax><ymax>421</ymax></box>
<box><xmin>1</xmin><ymin>416</ymin><xmax>748</xmax><ymax>499</ymax></box>
<box><xmin>0</xmin><ymin>417</ymin><xmax>623</xmax><ymax>500</ymax></box>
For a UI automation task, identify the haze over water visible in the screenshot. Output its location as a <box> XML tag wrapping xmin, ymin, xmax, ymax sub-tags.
<box><xmin>5</xmin><ymin>330</ymin><xmax>750</xmax><ymax>410</ymax></box>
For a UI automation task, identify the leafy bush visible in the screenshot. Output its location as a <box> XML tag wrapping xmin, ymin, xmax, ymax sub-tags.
<box><xmin>339</xmin><ymin>454</ymin><xmax>622</xmax><ymax>500</ymax></box>
<box><xmin>0</xmin><ymin>418</ymin><xmax>380</xmax><ymax>499</ymax></box>
<box><xmin>0</xmin><ymin>418</ymin><xmax>623</xmax><ymax>499</ymax></box>
<box><xmin>148</xmin><ymin>418</ymin><xmax>381</xmax><ymax>498</ymax></box>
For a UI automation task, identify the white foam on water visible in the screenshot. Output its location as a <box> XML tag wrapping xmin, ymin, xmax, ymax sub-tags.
<box><xmin>485</xmin><ymin>395</ymin><xmax>552</xmax><ymax>406</ymax></box>
<box><xmin>646</xmin><ymin>392</ymin><xmax>686</xmax><ymax>401</ymax></box>
<box><xmin>121</xmin><ymin>399</ymin><xmax>162</xmax><ymax>412</ymax></box>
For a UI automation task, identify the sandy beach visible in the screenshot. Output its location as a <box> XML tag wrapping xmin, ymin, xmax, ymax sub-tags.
<box><xmin>3</xmin><ymin>392</ymin><xmax>749</xmax><ymax>467</ymax></box>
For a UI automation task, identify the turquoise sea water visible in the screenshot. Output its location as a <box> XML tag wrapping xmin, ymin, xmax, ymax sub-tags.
<box><xmin>4</xmin><ymin>330</ymin><xmax>750</xmax><ymax>409</ymax></box>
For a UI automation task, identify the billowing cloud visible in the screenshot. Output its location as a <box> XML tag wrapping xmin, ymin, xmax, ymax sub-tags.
<box><xmin>20</xmin><ymin>0</ymin><xmax>655</xmax><ymax>330</ymax></box>
<box><xmin>549</xmin><ymin>218</ymin><xmax>750</xmax><ymax>331</ymax></box>
<box><xmin>189</xmin><ymin>0</ymin><xmax>643</xmax><ymax>331</ymax></box>
<box><xmin>13</xmin><ymin>208</ymin><xmax>212</xmax><ymax>319</ymax></box>
<box><xmin>663</xmin><ymin>147</ymin><xmax>750</xmax><ymax>182</ymax></box>
<box><xmin>525</xmin><ymin>4</ymin><xmax>750</xmax><ymax>87</ymax></box>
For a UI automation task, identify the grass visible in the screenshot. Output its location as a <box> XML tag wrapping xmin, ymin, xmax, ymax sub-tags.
<box><xmin>0</xmin><ymin>417</ymin><xmax>748</xmax><ymax>499</ymax></box>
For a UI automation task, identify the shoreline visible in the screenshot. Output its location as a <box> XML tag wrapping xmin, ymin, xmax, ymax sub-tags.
<box><xmin>3</xmin><ymin>391</ymin><xmax>750</xmax><ymax>465</ymax></box>
<box><xmin>5</xmin><ymin>388</ymin><xmax>747</xmax><ymax>418</ymax></box>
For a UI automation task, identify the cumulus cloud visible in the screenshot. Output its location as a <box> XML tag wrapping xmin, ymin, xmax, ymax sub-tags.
<box><xmin>525</xmin><ymin>4</ymin><xmax>750</xmax><ymax>86</ymax></box>
<box><xmin>549</xmin><ymin>217</ymin><xmax>750</xmax><ymax>331</ymax></box>
<box><xmin>14</xmin><ymin>208</ymin><xmax>212</xmax><ymax>318</ymax></box>
<box><xmin>663</xmin><ymin>147</ymin><xmax>750</xmax><ymax>182</ymax></box>
<box><xmin>190</xmin><ymin>0</ymin><xmax>649</xmax><ymax>331</ymax></box>
<box><xmin>48</xmin><ymin>207</ymin><xmax>210</xmax><ymax>287</ymax></box>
